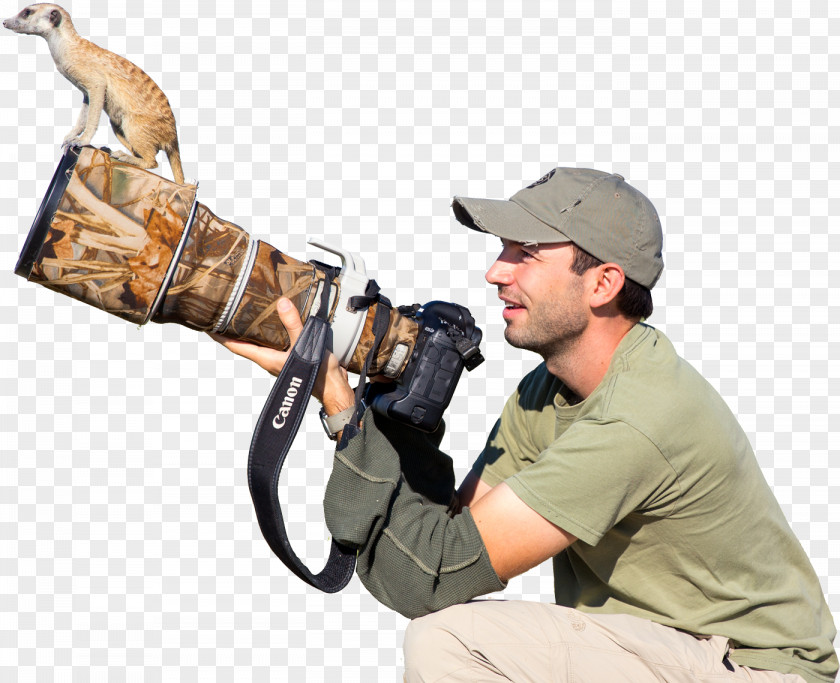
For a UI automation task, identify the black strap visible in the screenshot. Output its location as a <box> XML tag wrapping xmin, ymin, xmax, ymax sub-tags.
<box><xmin>247</xmin><ymin>276</ymin><xmax>356</xmax><ymax>593</ymax></box>
<box><xmin>246</xmin><ymin>274</ymin><xmax>395</xmax><ymax>593</ymax></box>
<box><xmin>347</xmin><ymin>279</ymin><xmax>382</xmax><ymax>311</ymax></box>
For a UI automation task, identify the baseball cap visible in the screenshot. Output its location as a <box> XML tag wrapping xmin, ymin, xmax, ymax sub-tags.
<box><xmin>452</xmin><ymin>168</ymin><xmax>664</xmax><ymax>289</ymax></box>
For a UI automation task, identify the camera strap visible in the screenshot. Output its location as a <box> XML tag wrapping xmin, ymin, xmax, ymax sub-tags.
<box><xmin>247</xmin><ymin>272</ymin><xmax>357</xmax><ymax>593</ymax></box>
<box><xmin>246</xmin><ymin>271</ymin><xmax>393</xmax><ymax>593</ymax></box>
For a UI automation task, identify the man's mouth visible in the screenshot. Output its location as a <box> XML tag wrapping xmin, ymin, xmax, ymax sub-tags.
<box><xmin>500</xmin><ymin>297</ymin><xmax>525</xmax><ymax>319</ymax></box>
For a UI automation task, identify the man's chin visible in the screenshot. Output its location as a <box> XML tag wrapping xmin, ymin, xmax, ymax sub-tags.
<box><xmin>503</xmin><ymin>327</ymin><xmax>530</xmax><ymax>351</ymax></box>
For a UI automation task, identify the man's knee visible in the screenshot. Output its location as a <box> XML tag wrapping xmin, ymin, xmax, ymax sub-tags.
<box><xmin>404</xmin><ymin>605</ymin><xmax>474</xmax><ymax>680</ymax></box>
<box><xmin>404</xmin><ymin>609</ymin><xmax>454</xmax><ymax>663</ymax></box>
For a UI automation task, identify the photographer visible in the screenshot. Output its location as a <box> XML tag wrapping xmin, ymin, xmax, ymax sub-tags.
<box><xmin>216</xmin><ymin>169</ymin><xmax>837</xmax><ymax>683</ymax></box>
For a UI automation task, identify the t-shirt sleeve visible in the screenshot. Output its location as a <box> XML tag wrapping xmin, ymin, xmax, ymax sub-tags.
<box><xmin>505</xmin><ymin>419</ymin><xmax>677</xmax><ymax>547</ymax></box>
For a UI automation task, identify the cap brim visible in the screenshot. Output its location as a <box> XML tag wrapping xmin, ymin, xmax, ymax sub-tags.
<box><xmin>452</xmin><ymin>196</ymin><xmax>570</xmax><ymax>244</ymax></box>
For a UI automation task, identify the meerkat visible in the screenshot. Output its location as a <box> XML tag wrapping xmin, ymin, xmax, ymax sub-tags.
<box><xmin>4</xmin><ymin>3</ymin><xmax>186</xmax><ymax>184</ymax></box>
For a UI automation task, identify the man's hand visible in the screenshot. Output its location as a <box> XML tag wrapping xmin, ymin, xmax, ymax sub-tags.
<box><xmin>210</xmin><ymin>297</ymin><xmax>356</xmax><ymax>417</ymax></box>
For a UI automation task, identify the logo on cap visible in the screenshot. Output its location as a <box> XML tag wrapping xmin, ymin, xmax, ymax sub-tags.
<box><xmin>525</xmin><ymin>169</ymin><xmax>556</xmax><ymax>190</ymax></box>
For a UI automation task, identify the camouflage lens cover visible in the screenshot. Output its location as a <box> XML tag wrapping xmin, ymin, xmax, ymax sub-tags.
<box><xmin>24</xmin><ymin>146</ymin><xmax>196</xmax><ymax>324</ymax></box>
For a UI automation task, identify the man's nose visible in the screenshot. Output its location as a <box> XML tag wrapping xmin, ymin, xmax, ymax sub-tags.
<box><xmin>485</xmin><ymin>258</ymin><xmax>513</xmax><ymax>286</ymax></box>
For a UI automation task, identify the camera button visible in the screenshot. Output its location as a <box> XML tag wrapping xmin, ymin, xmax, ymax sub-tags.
<box><xmin>410</xmin><ymin>405</ymin><xmax>427</xmax><ymax>424</ymax></box>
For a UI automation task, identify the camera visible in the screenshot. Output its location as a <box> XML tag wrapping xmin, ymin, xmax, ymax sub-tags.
<box><xmin>15</xmin><ymin>145</ymin><xmax>483</xmax><ymax>430</ymax></box>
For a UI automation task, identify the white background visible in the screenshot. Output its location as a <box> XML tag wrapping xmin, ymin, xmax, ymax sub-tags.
<box><xmin>0</xmin><ymin>1</ymin><xmax>837</xmax><ymax>680</ymax></box>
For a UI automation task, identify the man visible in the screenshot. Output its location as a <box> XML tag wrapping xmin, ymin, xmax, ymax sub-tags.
<box><xmin>217</xmin><ymin>168</ymin><xmax>837</xmax><ymax>682</ymax></box>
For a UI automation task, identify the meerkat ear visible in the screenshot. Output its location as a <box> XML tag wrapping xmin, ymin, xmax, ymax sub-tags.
<box><xmin>49</xmin><ymin>9</ymin><xmax>62</xmax><ymax>27</ymax></box>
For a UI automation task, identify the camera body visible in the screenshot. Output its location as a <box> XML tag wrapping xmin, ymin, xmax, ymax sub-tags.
<box><xmin>370</xmin><ymin>301</ymin><xmax>484</xmax><ymax>432</ymax></box>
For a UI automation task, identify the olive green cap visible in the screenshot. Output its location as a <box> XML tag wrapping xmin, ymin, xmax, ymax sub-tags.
<box><xmin>452</xmin><ymin>168</ymin><xmax>664</xmax><ymax>289</ymax></box>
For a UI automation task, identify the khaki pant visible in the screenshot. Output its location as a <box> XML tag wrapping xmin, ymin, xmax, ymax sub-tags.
<box><xmin>403</xmin><ymin>601</ymin><xmax>807</xmax><ymax>683</ymax></box>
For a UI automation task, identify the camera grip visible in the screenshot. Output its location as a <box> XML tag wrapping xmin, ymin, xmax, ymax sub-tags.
<box><xmin>370</xmin><ymin>301</ymin><xmax>484</xmax><ymax>432</ymax></box>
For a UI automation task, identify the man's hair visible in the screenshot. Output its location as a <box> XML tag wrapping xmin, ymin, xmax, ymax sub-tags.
<box><xmin>569</xmin><ymin>244</ymin><xmax>654</xmax><ymax>320</ymax></box>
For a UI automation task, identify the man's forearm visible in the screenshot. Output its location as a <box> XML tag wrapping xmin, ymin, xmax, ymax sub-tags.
<box><xmin>323</xmin><ymin>409</ymin><xmax>505</xmax><ymax>619</ymax></box>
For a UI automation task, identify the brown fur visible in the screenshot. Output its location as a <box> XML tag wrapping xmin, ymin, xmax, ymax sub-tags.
<box><xmin>4</xmin><ymin>3</ymin><xmax>185</xmax><ymax>184</ymax></box>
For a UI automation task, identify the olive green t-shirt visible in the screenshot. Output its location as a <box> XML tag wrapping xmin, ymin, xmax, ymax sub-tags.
<box><xmin>473</xmin><ymin>324</ymin><xmax>837</xmax><ymax>683</ymax></box>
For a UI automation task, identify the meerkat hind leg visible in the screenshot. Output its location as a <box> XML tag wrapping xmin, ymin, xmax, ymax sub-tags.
<box><xmin>111</xmin><ymin>151</ymin><xmax>160</xmax><ymax>171</ymax></box>
<box><xmin>110</xmin><ymin>138</ymin><xmax>159</xmax><ymax>171</ymax></box>
<box><xmin>111</xmin><ymin>127</ymin><xmax>132</xmax><ymax>152</ymax></box>
<box><xmin>107</xmin><ymin>121</ymin><xmax>158</xmax><ymax>169</ymax></box>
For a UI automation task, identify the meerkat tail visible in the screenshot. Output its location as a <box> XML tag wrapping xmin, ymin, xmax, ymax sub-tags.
<box><xmin>166</xmin><ymin>141</ymin><xmax>185</xmax><ymax>185</ymax></box>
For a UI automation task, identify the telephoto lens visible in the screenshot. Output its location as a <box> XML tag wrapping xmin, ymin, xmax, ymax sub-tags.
<box><xmin>15</xmin><ymin>145</ymin><xmax>418</xmax><ymax>379</ymax></box>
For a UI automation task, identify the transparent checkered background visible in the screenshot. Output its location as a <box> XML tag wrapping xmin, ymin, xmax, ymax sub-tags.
<box><xmin>0</xmin><ymin>1</ymin><xmax>837</xmax><ymax>680</ymax></box>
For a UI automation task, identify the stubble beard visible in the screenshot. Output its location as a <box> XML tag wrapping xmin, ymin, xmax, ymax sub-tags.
<box><xmin>502</xmin><ymin>284</ymin><xmax>589</xmax><ymax>362</ymax></box>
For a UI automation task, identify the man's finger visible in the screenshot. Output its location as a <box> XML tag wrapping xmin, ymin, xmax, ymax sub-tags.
<box><xmin>209</xmin><ymin>333</ymin><xmax>289</xmax><ymax>376</ymax></box>
<box><xmin>276</xmin><ymin>298</ymin><xmax>303</xmax><ymax>344</ymax></box>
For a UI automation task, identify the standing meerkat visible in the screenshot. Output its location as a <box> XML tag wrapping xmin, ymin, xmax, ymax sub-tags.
<box><xmin>4</xmin><ymin>3</ymin><xmax>186</xmax><ymax>184</ymax></box>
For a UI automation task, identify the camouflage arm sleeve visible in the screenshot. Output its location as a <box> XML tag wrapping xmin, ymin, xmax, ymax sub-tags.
<box><xmin>323</xmin><ymin>408</ymin><xmax>506</xmax><ymax>619</ymax></box>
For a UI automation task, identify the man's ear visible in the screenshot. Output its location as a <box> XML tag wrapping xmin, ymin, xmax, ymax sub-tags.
<box><xmin>589</xmin><ymin>263</ymin><xmax>625</xmax><ymax>309</ymax></box>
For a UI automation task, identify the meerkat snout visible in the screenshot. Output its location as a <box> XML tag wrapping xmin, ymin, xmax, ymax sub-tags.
<box><xmin>4</xmin><ymin>3</ymin><xmax>187</xmax><ymax>185</ymax></box>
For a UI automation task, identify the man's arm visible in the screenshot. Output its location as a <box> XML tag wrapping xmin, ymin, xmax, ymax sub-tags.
<box><xmin>469</xmin><ymin>481</ymin><xmax>577</xmax><ymax>582</ymax></box>
<box><xmin>458</xmin><ymin>473</ymin><xmax>577</xmax><ymax>581</ymax></box>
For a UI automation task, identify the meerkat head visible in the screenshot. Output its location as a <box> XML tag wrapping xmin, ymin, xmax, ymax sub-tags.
<box><xmin>3</xmin><ymin>4</ymin><xmax>73</xmax><ymax>37</ymax></box>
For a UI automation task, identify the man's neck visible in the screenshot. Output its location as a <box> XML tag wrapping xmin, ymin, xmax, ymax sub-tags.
<box><xmin>545</xmin><ymin>319</ymin><xmax>637</xmax><ymax>400</ymax></box>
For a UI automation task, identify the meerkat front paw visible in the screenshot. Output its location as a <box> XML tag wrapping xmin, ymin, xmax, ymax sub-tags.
<box><xmin>61</xmin><ymin>134</ymin><xmax>81</xmax><ymax>149</ymax></box>
<box><xmin>71</xmin><ymin>134</ymin><xmax>94</xmax><ymax>148</ymax></box>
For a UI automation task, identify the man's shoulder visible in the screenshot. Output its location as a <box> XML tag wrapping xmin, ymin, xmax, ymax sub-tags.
<box><xmin>608</xmin><ymin>325</ymin><xmax>722</xmax><ymax>410</ymax></box>
<box><xmin>603</xmin><ymin>325</ymin><xmax>751</xmax><ymax>467</ymax></box>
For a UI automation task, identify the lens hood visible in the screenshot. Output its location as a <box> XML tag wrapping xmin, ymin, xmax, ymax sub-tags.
<box><xmin>15</xmin><ymin>145</ymin><xmax>82</xmax><ymax>279</ymax></box>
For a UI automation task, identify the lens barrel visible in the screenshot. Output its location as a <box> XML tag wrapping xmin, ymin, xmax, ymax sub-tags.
<box><xmin>15</xmin><ymin>146</ymin><xmax>417</xmax><ymax>378</ymax></box>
